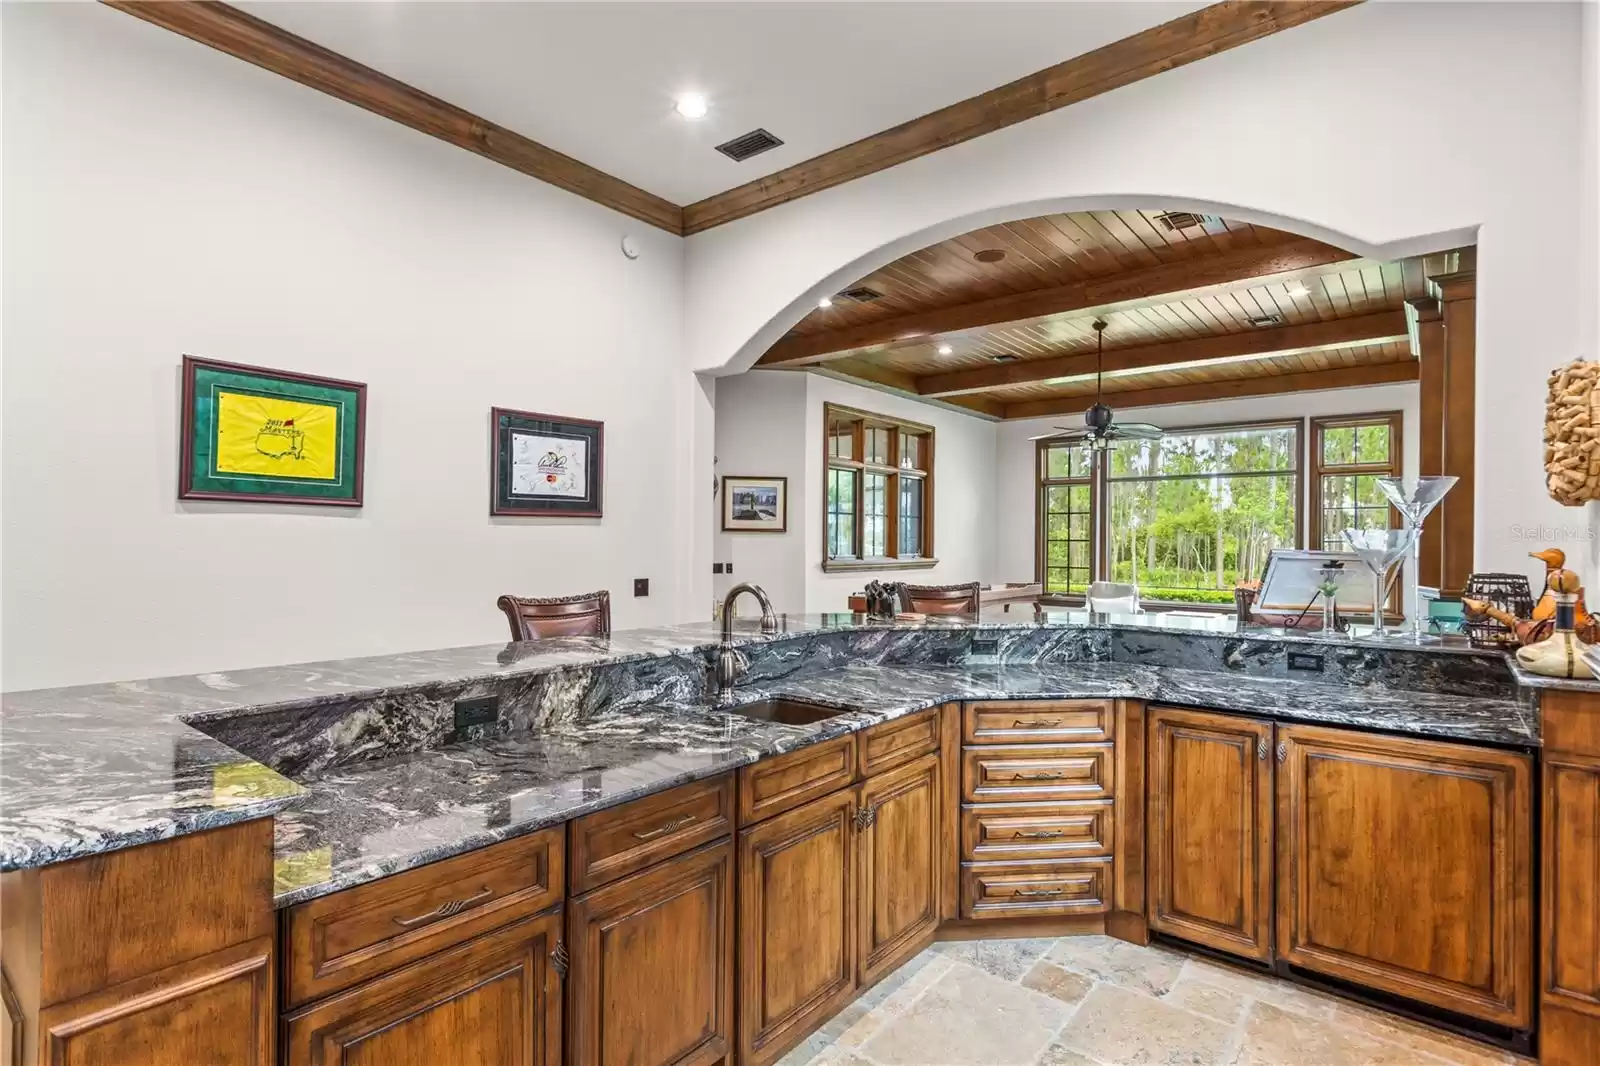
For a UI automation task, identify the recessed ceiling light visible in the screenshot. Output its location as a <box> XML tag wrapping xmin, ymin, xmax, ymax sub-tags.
<box><xmin>936</xmin><ymin>344</ymin><xmax>954</xmax><ymax>356</ymax></box>
<box><xmin>674</xmin><ymin>93</ymin><xmax>709</xmax><ymax>120</ymax></box>
<box><xmin>818</xmin><ymin>296</ymin><xmax>833</xmax><ymax>309</ymax></box>
<box><xmin>1285</xmin><ymin>283</ymin><xmax>1310</xmax><ymax>298</ymax></box>
<box><xmin>974</xmin><ymin>249</ymin><xmax>1006</xmax><ymax>264</ymax></box>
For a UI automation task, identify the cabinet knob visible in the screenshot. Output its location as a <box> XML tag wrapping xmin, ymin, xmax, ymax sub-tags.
<box><xmin>1276</xmin><ymin>742</ymin><xmax>1287</xmax><ymax>764</ymax></box>
<box><xmin>550</xmin><ymin>941</ymin><xmax>570</xmax><ymax>979</ymax></box>
<box><xmin>854</xmin><ymin>807</ymin><xmax>876</xmax><ymax>830</ymax></box>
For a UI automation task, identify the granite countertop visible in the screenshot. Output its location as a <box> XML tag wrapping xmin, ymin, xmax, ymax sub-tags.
<box><xmin>0</xmin><ymin>613</ymin><xmax>1548</xmax><ymax>898</ymax></box>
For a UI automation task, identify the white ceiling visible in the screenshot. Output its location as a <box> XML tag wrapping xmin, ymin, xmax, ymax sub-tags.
<box><xmin>239</xmin><ymin>2</ymin><xmax>1208</xmax><ymax>205</ymax></box>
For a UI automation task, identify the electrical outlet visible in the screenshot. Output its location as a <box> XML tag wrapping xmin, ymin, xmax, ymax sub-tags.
<box><xmin>971</xmin><ymin>638</ymin><xmax>1000</xmax><ymax>657</ymax></box>
<box><xmin>634</xmin><ymin>578</ymin><xmax>649</xmax><ymax>597</ymax></box>
<box><xmin>713</xmin><ymin>563</ymin><xmax>725</xmax><ymax>575</ymax></box>
<box><xmin>726</xmin><ymin>562</ymin><xmax>733</xmax><ymax>574</ymax></box>
<box><xmin>1287</xmin><ymin>652</ymin><xmax>1325</xmax><ymax>672</ymax></box>
<box><xmin>453</xmin><ymin>695</ymin><xmax>499</xmax><ymax>732</ymax></box>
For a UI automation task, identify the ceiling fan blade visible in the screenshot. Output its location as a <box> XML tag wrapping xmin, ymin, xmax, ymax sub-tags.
<box><xmin>1028</xmin><ymin>426</ymin><xmax>1084</xmax><ymax>441</ymax></box>
<box><xmin>1115</xmin><ymin>423</ymin><xmax>1165</xmax><ymax>439</ymax></box>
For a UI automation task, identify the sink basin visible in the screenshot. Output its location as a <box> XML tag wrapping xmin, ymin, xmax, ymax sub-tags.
<box><xmin>725</xmin><ymin>698</ymin><xmax>850</xmax><ymax>725</ymax></box>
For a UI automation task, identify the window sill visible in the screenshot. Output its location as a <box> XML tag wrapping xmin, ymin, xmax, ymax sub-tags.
<box><xmin>822</xmin><ymin>557</ymin><xmax>940</xmax><ymax>574</ymax></box>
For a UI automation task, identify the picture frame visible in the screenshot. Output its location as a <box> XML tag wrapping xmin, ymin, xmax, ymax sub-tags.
<box><xmin>491</xmin><ymin>407</ymin><xmax>604</xmax><ymax>517</ymax></box>
<box><xmin>179</xmin><ymin>355</ymin><xmax>366</xmax><ymax>506</ymax></box>
<box><xmin>722</xmin><ymin>475</ymin><xmax>788</xmax><ymax>533</ymax></box>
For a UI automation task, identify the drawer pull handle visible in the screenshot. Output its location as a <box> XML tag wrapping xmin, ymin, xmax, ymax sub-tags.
<box><xmin>1014</xmin><ymin>888</ymin><xmax>1065</xmax><ymax>898</ymax></box>
<box><xmin>1014</xmin><ymin>718</ymin><xmax>1063</xmax><ymax>727</ymax></box>
<box><xmin>633</xmin><ymin>814</ymin><xmax>698</xmax><ymax>841</ymax></box>
<box><xmin>1012</xmin><ymin>829</ymin><xmax>1065</xmax><ymax>840</ymax></box>
<box><xmin>1014</xmin><ymin>772</ymin><xmax>1064</xmax><ymax>781</ymax></box>
<box><xmin>392</xmin><ymin>886</ymin><xmax>494</xmax><ymax>928</ymax></box>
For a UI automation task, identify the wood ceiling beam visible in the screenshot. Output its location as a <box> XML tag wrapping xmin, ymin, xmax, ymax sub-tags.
<box><xmin>1002</xmin><ymin>360</ymin><xmax>1419</xmax><ymax>420</ymax></box>
<box><xmin>102</xmin><ymin>1</ymin><xmax>684</xmax><ymax>234</ymax></box>
<box><xmin>681</xmin><ymin>1</ymin><xmax>1363</xmax><ymax>234</ymax></box>
<box><xmin>917</xmin><ymin>310</ymin><xmax>1408</xmax><ymax>398</ymax></box>
<box><xmin>758</xmin><ymin>238</ymin><xmax>1364</xmax><ymax>368</ymax></box>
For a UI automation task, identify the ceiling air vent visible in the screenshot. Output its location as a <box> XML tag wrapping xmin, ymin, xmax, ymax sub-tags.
<box><xmin>1153</xmin><ymin>211</ymin><xmax>1222</xmax><ymax>232</ymax></box>
<box><xmin>838</xmin><ymin>286</ymin><xmax>882</xmax><ymax>302</ymax></box>
<box><xmin>715</xmin><ymin>128</ymin><xmax>785</xmax><ymax>162</ymax></box>
<box><xmin>1248</xmin><ymin>313</ymin><xmax>1284</xmax><ymax>328</ymax></box>
<box><xmin>991</xmin><ymin>354</ymin><xmax>1022</xmax><ymax>364</ymax></box>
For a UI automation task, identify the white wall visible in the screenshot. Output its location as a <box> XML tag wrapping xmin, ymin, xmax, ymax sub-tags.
<box><xmin>1</xmin><ymin>4</ymin><xmax>689</xmax><ymax>689</ymax></box>
<box><xmin>996</xmin><ymin>382</ymin><xmax>1422</xmax><ymax>601</ymax></box>
<box><xmin>683</xmin><ymin>0</ymin><xmax>1588</xmax><ymax>593</ymax></box>
<box><xmin>713</xmin><ymin>371</ymin><xmax>999</xmax><ymax>614</ymax></box>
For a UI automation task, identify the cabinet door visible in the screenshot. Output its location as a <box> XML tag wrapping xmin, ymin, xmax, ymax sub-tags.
<box><xmin>37</xmin><ymin>937</ymin><xmax>273</xmax><ymax>1066</ymax></box>
<box><xmin>1146</xmin><ymin>707</ymin><xmax>1274</xmax><ymax>961</ymax></box>
<box><xmin>1543</xmin><ymin>750</ymin><xmax>1600</xmax><ymax>1063</ymax></box>
<box><xmin>737</xmin><ymin>788</ymin><xmax>857</xmax><ymax>1066</ymax></box>
<box><xmin>284</xmin><ymin>910</ymin><xmax>562</xmax><ymax>1066</ymax></box>
<box><xmin>1276</xmin><ymin>724</ymin><xmax>1533</xmax><ymax>1028</ymax></box>
<box><xmin>567</xmin><ymin>839</ymin><xmax>734</xmax><ymax>1066</ymax></box>
<box><xmin>857</xmin><ymin>753</ymin><xmax>941</xmax><ymax>986</ymax></box>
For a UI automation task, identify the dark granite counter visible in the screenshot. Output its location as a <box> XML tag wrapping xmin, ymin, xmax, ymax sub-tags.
<box><xmin>0</xmin><ymin>612</ymin><xmax>1545</xmax><ymax>904</ymax></box>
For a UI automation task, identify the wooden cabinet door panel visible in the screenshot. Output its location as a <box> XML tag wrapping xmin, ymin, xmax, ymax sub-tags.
<box><xmin>737</xmin><ymin>788</ymin><xmax>857</xmax><ymax>1066</ymax></box>
<box><xmin>1146</xmin><ymin>707</ymin><xmax>1273</xmax><ymax>961</ymax></box>
<box><xmin>567</xmin><ymin>839</ymin><xmax>734</xmax><ymax>1066</ymax></box>
<box><xmin>38</xmin><ymin>937</ymin><xmax>273</xmax><ymax>1066</ymax></box>
<box><xmin>739</xmin><ymin>736</ymin><xmax>857</xmax><ymax>825</ymax></box>
<box><xmin>1544</xmin><ymin>752</ymin><xmax>1600</xmax><ymax>1017</ymax></box>
<box><xmin>857</xmin><ymin>754</ymin><xmax>941</xmax><ymax>986</ymax></box>
<box><xmin>858</xmin><ymin>709</ymin><xmax>940</xmax><ymax>778</ymax></box>
<box><xmin>284</xmin><ymin>910</ymin><xmax>561</xmax><ymax>1066</ymax></box>
<box><xmin>1276</xmin><ymin>724</ymin><xmax>1533</xmax><ymax>1028</ymax></box>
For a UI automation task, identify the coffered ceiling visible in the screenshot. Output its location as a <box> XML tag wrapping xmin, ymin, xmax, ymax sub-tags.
<box><xmin>756</xmin><ymin>210</ymin><xmax>1460</xmax><ymax>420</ymax></box>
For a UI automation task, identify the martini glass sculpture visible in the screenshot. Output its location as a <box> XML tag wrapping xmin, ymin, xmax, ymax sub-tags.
<box><xmin>1344</xmin><ymin>528</ymin><xmax>1415</xmax><ymax>638</ymax></box>
<box><xmin>1376</xmin><ymin>476</ymin><xmax>1459</xmax><ymax>640</ymax></box>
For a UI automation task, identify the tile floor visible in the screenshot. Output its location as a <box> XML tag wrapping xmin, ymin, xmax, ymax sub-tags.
<box><xmin>776</xmin><ymin>936</ymin><xmax>1535</xmax><ymax>1066</ymax></box>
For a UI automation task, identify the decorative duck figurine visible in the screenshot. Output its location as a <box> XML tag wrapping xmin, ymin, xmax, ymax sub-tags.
<box><xmin>1530</xmin><ymin>548</ymin><xmax>1592</xmax><ymax>628</ymax></box>
<box><xmin>1516</xmin><ymin>569</ymin><xmax>1595</xmax><ymax>679</ymax></box>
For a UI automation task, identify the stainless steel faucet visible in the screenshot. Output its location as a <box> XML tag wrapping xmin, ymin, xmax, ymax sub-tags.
<box><xmin>715</xmin><ymin>582</ymin><xmax>779</xmax><ymax>706</ymax></box>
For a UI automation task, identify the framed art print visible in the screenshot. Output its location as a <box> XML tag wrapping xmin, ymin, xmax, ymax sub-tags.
<box><xmin>721</xmin><ymin>475</ymin><xmax>788</xmax><ymax>533</ymax></box>
<box><xmin>180</xmin><ymin>355</ymin><xmax>366</xmax><ymax>506</ymax></box>
<box><xmin>492</xmin><ymin>407</ymin><xmax>604</xmax><ymax>517</ymax></box>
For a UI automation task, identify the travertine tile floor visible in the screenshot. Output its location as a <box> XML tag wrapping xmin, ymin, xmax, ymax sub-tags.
<box><xmin>777</xmin><ymin>936</ymin><xmax>1537</xmax><ymax>1066</ymax></box>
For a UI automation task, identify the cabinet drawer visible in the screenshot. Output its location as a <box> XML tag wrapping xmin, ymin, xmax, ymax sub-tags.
<box><xmin>960</xmin><ymin>858</ymin><xmax>1112</xmax><ymax>919</ymax></box>
<box><xmin>570</xmin><ymin>773</ymin><xmax>735</xmax><ymax>893</ymax></box>
<box><xmin>739</xmin><ymin>734</ymin><xmax>857</xmax><ymax>824</ymax></box>
<box><xmin>859</xmin><ymin>709</ymin><xmax>940</xmax><ymax>777</ymax></box>
<box><xmin>961</xmin><ymin>744</ymin><xmax>1114</xmax><ymax>803</ymax></box>
<box><xmin>284</xmin><ymin>826</ymin><xmax>564</xmax><ymax>1008</ymax></box>
<box><xmin>961</xmin><ymin>801</ymin><xmax>1114</xmax><ymax>862</ymax></box>
<box><xmin>964</xmin><ymin>701</ymin><xmax>1113</xmax><ymax>745</ymax></box>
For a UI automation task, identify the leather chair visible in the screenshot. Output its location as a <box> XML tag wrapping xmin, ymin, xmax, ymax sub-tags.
<box><xmin>495</xmin><ymin>590</ymin><xmax>611</xmax><ymax>641</ymax></box>
<box><xmin>896</xmin><ymin>581</ymin><xmax>981</xmax><ymax>615</ymax></box>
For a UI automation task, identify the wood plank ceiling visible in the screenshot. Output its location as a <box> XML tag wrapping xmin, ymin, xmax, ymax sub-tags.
<box><xmin>756</xmin><ymin>209</ymin><xmax>1459</xmax><ymax>419</ymax></box>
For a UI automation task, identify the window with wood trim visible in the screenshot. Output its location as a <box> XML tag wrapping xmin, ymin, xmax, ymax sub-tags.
<box><xmin>1038</xmin><ymin>443</ymin><xmax>1094</xmax><ymax>595</ymax></box>
<box><xmin>1310</xmin><ymin>413</ymin><xmax>1403</xmax><ymax>552</ymax></box>
<box><xmin>823</xmin><ymin>404</ymin><xmax>935</xmax><ymax>571</ymax></box>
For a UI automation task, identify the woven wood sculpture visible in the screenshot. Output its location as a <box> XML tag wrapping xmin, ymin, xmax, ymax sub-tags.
<box><xmin>1545</xmin><ymin>359</ymin><xmax>1600</xmax><ymax>504</ymax></box>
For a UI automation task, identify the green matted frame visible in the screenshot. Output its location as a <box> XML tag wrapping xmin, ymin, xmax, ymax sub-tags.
<box><xmin>179</xmin><ymin>355</ymin><xmax>367</xmax><ymax>506</ymax></box>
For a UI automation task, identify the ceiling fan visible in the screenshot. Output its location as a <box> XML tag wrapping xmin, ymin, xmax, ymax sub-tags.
<box><xmin>1028</xmin><ymin>319</ymin><xmax>1163</xmax><ymax>449</ymax></box>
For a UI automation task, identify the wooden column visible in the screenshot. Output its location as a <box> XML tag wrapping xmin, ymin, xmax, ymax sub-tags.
<box><xmin>1408</xmin><ymin>296</ymin><xmax>1446</xmax><ymax>590</ymax></box>
<box><xmin>1432</xmin><ymin>270</ymin><xmax>1477</xmax><ymax>597</ymax></box>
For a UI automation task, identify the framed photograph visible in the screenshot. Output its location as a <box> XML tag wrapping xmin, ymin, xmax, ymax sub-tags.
<box><xmin>180</xmin><ymin>355</ymin><xmax>366</xmax><ymax>506</ymax></box>
<box><xmin>722</xmin><ymin>475</ymin><xmax>788</xmax><ymax>533</ymax></box>
<box><xmin>492</xmin><ymin>407</ymin><xmax>604</xmax><ymax>517</ymax></box>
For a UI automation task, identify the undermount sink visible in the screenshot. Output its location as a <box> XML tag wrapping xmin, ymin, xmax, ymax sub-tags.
<box><xmin>725</xmin><ymin>698</ymin><xmax>850</xmax><ymax>725</ymax></box>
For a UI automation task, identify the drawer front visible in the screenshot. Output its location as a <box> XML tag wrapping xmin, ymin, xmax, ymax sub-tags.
<box><xmin>960</xmin><ymin>744</ymin><xmax>1114</xmax><ymax>803</ymax></box>
<box><xmin>960</xmin><ymin>858</ymin><xmax>1113</xmax><ymax>920</ymax></box>
<box><xmin>961</xmin><ymin>801</ymin><xmax>1114</xmax><ymax>862</ymax></box>
<box><xmin>964</xmin><ymin>701</ymin><xmax>1113</xmax><ymax>745</ymax></box>
<box><xmin>859</xmin><ymin>709</ymin><xmax>941</xmax><ymax>778</ymax></box>
<box><xmin>570</xmin><ymin>773</ymin><xmax>735</xmax><ymax>893</ymax></box>
<box><xmin>284</xmin><ymin>826</ymin><xmax>564</xmax><ymax>1008</ymax></box>
<box><xmin>739</xmin><ymin>734</ymin><xmax>857</xmax><ymax>824</ymax></box>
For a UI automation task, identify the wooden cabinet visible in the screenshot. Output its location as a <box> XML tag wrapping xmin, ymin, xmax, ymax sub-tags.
<box><xmin>566</xmin><ymin>840</ymin><xmax>734</xmax><ymax>1066</ymax></box>
<box><xmin>739</xmin><ymin>735</ymin><xmax>856</xmax><ymax>824</ymax></box>
<box><xmin>1275</xmin><ymin>724</ymin><xmax>1533</xmax><ymax>1029</ymax></box>
<box><xmin>568</xmin><ymin>776</ymin><xmax>734</xmax><ymax>895</ymax></box>
<box><xmin>959</xmin><ymin>743</ymin><xmax>1113</xmax><ymax>803</ymax></box>
<box><xmin>857</xmin><ymin>754</ymin><xmax>941</xmax><ymax>986</ymax></box>
<box><xmin>283</xmin><ymin>909</ymin><xmax>563</xmax><ymax>1066</ymax></box>
<box><xmin>737</xmin><ymin>788</ymin><xmax>857</xmax><ymax>1066</ymax></box>
<box><xmin>1146</xmin><ymin>707</ymin><xmax>1273</xmax><ymax>961</ymax></box>
<box><xmin>1540</xmin><ymin>690</ymin><xmax>1600</xmax><ymax>1065</ymax></box>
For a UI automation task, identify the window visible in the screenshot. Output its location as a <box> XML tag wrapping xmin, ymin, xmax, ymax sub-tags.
<box><xmin>1037</xmin><ymin>421</ymin><xmax>1301</xmax><ymax>605</ymax></box>
<box><xmin>1311</xmin><ymin>413</ymin><xmax>1402</xmax><ymax>552</ymax></box>
<box><xmin>1038</xmin><ymin>444</ymin><xmax>1094</xmax><ymax>595</ymax></box>
<box><xmin>823</xmin><ymin>404</ymin><xmax>936</xmax><ymax>570</ymax></box>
